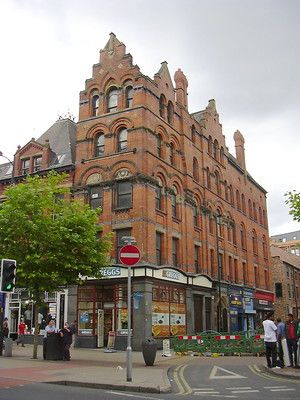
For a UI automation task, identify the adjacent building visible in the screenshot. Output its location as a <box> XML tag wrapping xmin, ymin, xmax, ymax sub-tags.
<box><xmin>271</xmin><ymin>230</ymin><xmax>300</xmax><ymax>257</ymax></box>
<box><xmin>1</xmin><ymin>34</ymin><xmax>273</xmax><ymax>348</ymax></box>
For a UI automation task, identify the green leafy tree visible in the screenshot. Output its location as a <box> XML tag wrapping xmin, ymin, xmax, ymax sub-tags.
<box><xmin>0</xmin><ymin>171</ymin><xmax>111</xmax><ymax>358</ymax></box>
<box><xmin>285</xmin><ymin>190</ymin><xmax>300</xmax><ymax>222</ymax></box>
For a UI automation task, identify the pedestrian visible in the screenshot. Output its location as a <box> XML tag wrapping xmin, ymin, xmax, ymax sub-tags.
<box><xmin>43</xmin><ymin>320</ymin><xmax>57</xmax><ymax>360</ymax></box>
<box><xmin>284</xmin><ymin>313</ymin><xmax>299</xmax><ymax>368</ymax></box>
<box><xmin>60</xmin><ymin>322</ymin><xmax>73</xmax><ymax>361</ymax></box>
<box><xmin>262</xmin><ymin>312</ymin><xmax>280</xmax><ymax>369</ymax></box>
<box><xmin>2</xmin><ymin>318</ymin><xmax>9</xmax><ymax>338</ymax></box>
<box><xmin>69</xmin><ymin>320</ymin><xmax>77</xmax><ymax>349</ymax></box>
<box><xmin>276</xmin><ymin>318</ymin><xmax>285</xmax><ymax>368</ymax></box>
<box><xmin>16</xmin><ymin>318</ymin><xmax>26</xmax><ymax>347</ymax></box>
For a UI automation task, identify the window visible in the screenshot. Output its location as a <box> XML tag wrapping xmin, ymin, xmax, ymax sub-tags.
<box><xmin>21</xmin><ymin>158</ymin><xmax>30</xmax><ymax>175</ymax></box>
<box><xmin>236</xmin><ymin>190</ymin><xmax>241</xmax><ymax>210</ymax></box>
<box><xmin>232</xmin><ymin>223</ymin><xmax>237</xmax><ymax>245</ymax></box>
<box><xmin>241</xmin><ymin>194</ymin><xmax>245</xmax><ymax>213</ymax></box>
<box><xmin>155</xmin><ymin>185</ymin><xmax>162</xmax><ymax>210</ymax></box>
<box><xmin>206</xmin><ymin>168</ymin><xmax>211</xmax><ymax>189</ymax></box>
<box><xmin>252</xmin><ymin>230</ymin><xmax>258</xmax><ymax>255</ymax></box>
<box><xmin>275</xmin><ymin>282</ymin><xmax>283</xmax><ymax>298</ymax></box>
<box><xmin>208</xmin><ymin>136</ymin><xmax>212</xmax><ymax>155</ymax></box>
<box><xmin>213</xmin><ymin>140</ymin><xmax>218</xmax><ymax>159</ymax></box>
<box><xmin>220</xmin><ymin>147</ymin><xmax>224</xmax><ymax>164</ymax></box>
<box><xmin>172</xmin><ymin>237</ymin><xmax>179</xmax><ymax>267</ymax></box>
<box><xmin>167</xmin><ymin>101</ymin><xmax>174</xmax><ymax>124</ymax></box>
<box><xmin>116</xmin><ymin>228</ymin><xmax>131</xmax><ymax>263</ymax></box>
<box><xmin>116</xmin><ymin>181</ymin><xmax>132</xmax><ymax>209</ymax></box>
<box><xmin>156</xmin><ymin>232</ymin><xmax>163</xmax><ymax>266</ymax></box>
<box><xmin>193</xmin><ymin>157</ymin><xmax>199</xmax><ymax>182</ymax></box>
<box><xmin>248</xmin><ymin>199</ymin><xmax>253</xmax><ymax>218</ymax></box>
<box><xmin>259</xmin><ymin>207</ymin><xmax>263</xmax><ymax>225</ymax></box>
<box><xmin>215</xmin><ymin>171</ymin><xmax>220</xmax><ymax>195</ymax></box>
<box><xmin>254</xmin><ymin>266</ymin><xmax>259</xmax><ymax>287</ymax></box>
<box><xmin>262</xmin><ymin>235</ymin><xmax>268</xmax><ymax>258</ymax></box>
<box><xmin>33</xmin><ymin>156</ymin><xmax>42</xmax><ymax>172</ymax></box>
<box><xmin>171</xmin><ymin>191</ymin><xmax>177</xmax><ymax>218</ymax></box>
<box><xmin>91</xmin><ymin>94</ymin><xmax>100</xmax><ymax>116</ymax></box>
<box><xmin>193</xmin><ymin>204</ymin><xmax>199</xmax><ymax>226</ymax></box>
<box><xmin>125</xmin><ymin>86</ymin><xmax>133</xmax><ymax>108</ymax></box>
<box><xmin>253</xmin><ymin>202</ymin><xmax>257</xmax><ymax>222</ymax></box>
<box><xmin>95</xmin><ymin>133</ymin><xmax>104</xmax><ymax>156</ymax></box>
<box><xmin>117</xmin><ymin>128</ymin><xmax>127</xmax><ymax>152</ymax></box>
<box><xmin>170</xmin><ymin>143</ymin><xmax>175</xmax><ymax>165</ymax></box>
<box><xmin>209</xmin><ymin>215</ymin><xmax>214</xmax><ymax>234</ymax></box>
<box><xmin>240</xmin><ymin>223</ymin><xmax>247</xmax><ymax>250</ymax></box>
<box><xmin>242</xmin><ymin>262</ymin><xmax>247</xmax><ymax>284</ymax></box>
<box><xmin>157</xmin><ymin>134</ymin><xmax>162</xmax><ymax>158</ymax></box>
<box><xmin>159</xmin><ymin>95</ymin><xmax>166</xmax><ymax>118</ymax></box>
<box><xmin>107</xmin><ymin>88</ymin><xmax>118</xmax><ymax>112</ymax></box>
<box><xmin>89</xmin><ymin>185</ymin><xmax>103</xmax><ymax>209</ymax></box>
<box><xmin>191</xmin><ymin>125</ymin><xmax>196</xmax><ymax>143</ymax></box>
<box><xmin>194</xmin><ymin>245</ymin><xmax>200</xmax><ymax>273</ymax></box>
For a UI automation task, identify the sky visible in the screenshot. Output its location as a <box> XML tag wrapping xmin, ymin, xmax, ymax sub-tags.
<box><xmin>0</xmin><ymin>0</ymin><xmax>299</xmax><ymax>236</ymax></box>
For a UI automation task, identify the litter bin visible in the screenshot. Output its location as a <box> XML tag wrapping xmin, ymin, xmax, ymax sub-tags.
<box><xmin>45</xmin><ymin>333</ymin><xmax>63</xmax><ymax>360</ymax></box>
<box><xmin>142</xmin><ymin>337</ymin><xmax>157</xmax><ymax>366</ymax></box>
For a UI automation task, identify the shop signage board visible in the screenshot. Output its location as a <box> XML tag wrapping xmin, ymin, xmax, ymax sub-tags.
<box><xmin>119</xmin><ymin>245</ymin><xmax>141</xmax><ymax>266</ymax></box>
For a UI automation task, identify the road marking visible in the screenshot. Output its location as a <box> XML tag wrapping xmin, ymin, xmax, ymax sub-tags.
<box><xmin>174</xmin><ymin>364</ymin><xmax>193</xmax><ymax>395</ymax></box>
<box><xmin>209</xmin><ymin>366</ymin><xmax>247</xmax><ymax>380</ymax></box>
<box><xmin>270</xmin><ymin>388</ymin><xmax>296</xmax><ymax>392</ymax></box>
<box><xmin>263</xmin><ymin>386</ymin><xmax>287</xmax><ymax>388</ymax></box>
<box><xmin>108</xmin><ymin>391</ymin><xmax>163</xmax><ymax>400</ymax></box>
<box><xmin>194</xmin><ymin>391</ymin><xmax>220</xmax><ymax>395</ymax></box>
<box><xmin>231</xmin><ymin>389</ymin><xmax>259</xmax><ymax>393</ymax></box>
<box><xmin>226</xmin><ymin>387</ymin><xmax>252</xmax><ymax>390</ymax></box>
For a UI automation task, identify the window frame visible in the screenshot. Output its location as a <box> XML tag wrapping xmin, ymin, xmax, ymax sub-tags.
<box><xmin>115</xmin><ymin>181</ymin><xmax>132</xmax><ymax>209</ymax></box>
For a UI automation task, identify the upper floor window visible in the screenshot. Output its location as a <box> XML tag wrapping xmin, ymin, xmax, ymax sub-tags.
<box><xmin>159</xmin><ymin>94</ymin><xmax>166</xmax><ymax>118</ymax></box>
<box><xmin>191</xmin><ymin>125</ymin><xmax>196</xmax><ymax>143</ymax></box>
<box><xmin>116</xmin><ymin>181</ymin><xmax>132</xmax><ymax>209</ymax></box>
<box><xmin>107</xmin><ymin>88</ymin><xmax>118</xmax><ymax>113</ymax></box>
<box><xmin>236</xmin><ymin>190</ymin><xmax>241</xmax><ymax>210</ymax></box>
<box><xmin>33</xmin><ymin>156</ymin><xmax>42</xmax><ymax>173</ymax></box>
<box><xmin>91</xmin><ymin>94</ymin><xmax>100</xmax><ymax>116</ymax></box>
<box><xmin>155</xmin><ymin>185</ymin><xmax>162</xmax><ymax>210</ymax></box>
<box><xmin>248</xmin><ymin>199</ymin><xmax>253</xmax><ymax>218</ymax></box>
<box><xmin>206</xmin><ymin>168</ymin><xmax>211</xmax><ymax>189</ymax></box>
<box><xmin>208</xmin><ymin>136</ymin><xmax>212</xmax><ymax>155</ymax></box>
<box><xmin>157</xmin><ymin>134</ymin><xmax>162</xmax><ymax>158</ymax></box>
<box><xmin>213</xmin><ymin>140</ymin><xmax>218</xmax><ymax>159</ymax></box>
<box><xmin>241</xmin><ymin>223</ymin><xmax>247</xmax><ymax>250</ymax></box>
<box><xmin>194</xmin><ymin>245</ymin><xmax>200</xmax><ymax>273</ymax></box>
<box><xmin>125</xmin><ymin>86</ymin><xmax>133</xmax><ymax>108</ymax></box>
<box><xmin>193</xmin><ymin>204</ymin><xmax>199</xmax><ymax>227</ymax></box>
<box><xmin>21</xmin><ymin>158</ymin><xmax>30</xmax><ymax>175</ymax></box>
<box><xmin>253</xmin><ymin>202</ymin><xmax>257</xmax><ymax>222</ymax></box>
<box><xmin>95</xmin><ymin>133</ymin><xmax>105</xmax><ymax>156</ymax></box>
<box><xmin>170</xmin><ymin>143</ymin><xmax>175</xmax><ymax>166</ymax></box>
<box><xmin>89</xmin><ymin>185</ymin><xmax>103</xmax><ymax>209</ymax></box>
<box><xmin>117</xmin><ymin>128</ymin><xmax>127</xmax><ymax>152</ymax></box>
<box><xmin>171</xmin><ymin>192</ymin><xmax>177</xmax><ymax>218</ymax></box>
<box><xmin>220</xmin><ymin>146</ymin><xmax>225</xmax><ymax>164</ymax></box>
<box><xmin>167</xmin><ymin>101</ymin><xmax>174</xmax><ymax>124</ymax></box>
<box><xmin>215</xmin><ymin>171</ymin><xmax>221</xmax><ymax>195</ymax></box>
<box><xmin>193</xmin><ymin>157</ymin><xmax>199</xmax><ymax>182</ymax></box>
<box><xmin>252</xmin><ymin>230</ymin><xmax>258</xmax><ymax>255</ymax></box>
<box><xmin>172</xmin><ymin>237</ymin><xmax>179</xmax><ymax>267</ymax></box>
<box><xmin>156</xmin><ymin>232</ymin><xmax>163</xmax><ymax>266</ymax></box>
<box><xmin>241</xmin><ymin>194</ymin><xmax>246</xmax><ymax>213</ymax></box>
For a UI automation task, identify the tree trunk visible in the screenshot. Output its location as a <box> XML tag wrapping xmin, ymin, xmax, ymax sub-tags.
<box><xmin>32</xmin><ymin>302</ymin><xmax>40</xmax><ymax>359</ymax></box>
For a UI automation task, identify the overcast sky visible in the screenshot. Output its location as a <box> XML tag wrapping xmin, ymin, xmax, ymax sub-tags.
<box><xmin>0</xmin><ymin>0</ymin><xmax>299</xmax><ymax>235</ymax></box>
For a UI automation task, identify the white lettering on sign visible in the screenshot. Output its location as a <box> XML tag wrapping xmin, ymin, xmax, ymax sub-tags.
<box><xmin>162</xmin><ymin>270</ymin><xmax>180</xmax><ymax>280</ymax></box>
<box><xmin>120</xmin><ymin>253</ymin><xmax>140</xmax><ymax>258</ymax></box>
<box><xmin>100</xmin><ymin>267</ymin><xmax>121</xmax><ymax>277</ymax></box>
<box><xmin>259</xmin><ymin>300</ymin><xmax>268</xmax><ymax>305</ymax></box>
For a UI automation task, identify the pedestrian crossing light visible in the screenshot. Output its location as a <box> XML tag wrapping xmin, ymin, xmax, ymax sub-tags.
<box><xmin>0</xmin><ymin>259</ymin><xmax>17</xmax><ymax>293</ymax></box>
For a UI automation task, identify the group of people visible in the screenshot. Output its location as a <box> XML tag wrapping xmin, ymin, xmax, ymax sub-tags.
<box><xmin>263</xmin><ymin>312</ymin><xmax>300</xmax><ymax>369</ymax></box>
<box><xmin>43</xmin><ymin>320</ymin><xmax>77</xmax><ymax>361</ymax></box>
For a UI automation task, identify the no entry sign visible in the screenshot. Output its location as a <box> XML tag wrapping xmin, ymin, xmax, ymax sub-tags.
<box><xmin>119</xmin><ymin>244</ymin><xmax>141</xmax><ymax>266</ymax></box>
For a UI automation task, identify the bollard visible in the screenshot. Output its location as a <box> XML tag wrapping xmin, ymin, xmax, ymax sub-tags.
<box><xmin>4</xmin><ymin>338</ymin><xmax>13</xmax><ymax>357</ymax></box>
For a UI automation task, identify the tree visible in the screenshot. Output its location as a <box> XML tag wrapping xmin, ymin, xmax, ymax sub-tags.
<box><xmin>285</xmin><ymin>190</ymin><xmax>300</xmax><ymax>222</ymax></box>
<box><xmin>0</xmin><ymin>171</ymin><xmax>111</xmax><ymax>358</ymax></box>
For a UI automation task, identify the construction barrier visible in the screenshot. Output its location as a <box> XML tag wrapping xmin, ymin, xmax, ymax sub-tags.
<box><xmin>172</xmin><ymin>332</ymin><xmax>265</xmax><ymax>355</ymax></box>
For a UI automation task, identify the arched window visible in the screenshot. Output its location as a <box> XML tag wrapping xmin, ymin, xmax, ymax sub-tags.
<box><xmin>248</xmin><ymin>199</ymin><xmax>253</xmax><ymax>218</ymax></box>
<box><xmin>193</xmin><ymin>204</ymin><xmax>199</xmax><ymax>226</ymax></box>
<box><xmin>171</xmin><ymin>187</ymin><xmax>178</xmax><ymax>218</ymax></box>
<box><xmin>159</xmin><ymin>94</ymin><xmax>166</xmax><ymax>118</ymax></box>
<box><xmin>252</xmin><ymin>230</ymin><xmax>258</xmax><ymax>255</ymax></box>
<box><xmin>91</xmin><ymin>93</ymin><xmax>99</xmax><ymax>116</ymax></box>
<box><xmin>206</xmin><ymin>168</ymin><xmax>211</xmax><ymax>189</ymax></box>
<box><xmin>262</xmin><ymin>235</ymin><xmax>268</xmax><ymax>258</ymax></box>
<box><xmin>240</xmin><ymin>223</ymin><xmax>247</xmax><ymax>250</ymax></box>
<box><xmin>117</xmin><ymin>128</ymin><xmax>127</xmax><ymax>152</ymax></box>
<box><xmin>215</xmin><ymin>171</ymin><xmax>221</xmax><ymax>195</ymax></box>
<box><xmin>191</xmin><ymin>125</ymin><xmax>196</xmax><ymax>143</ymax></box>
<box><xmin>167</xmin><ymin>101</ymin><xmax>174</xmax><ymax>124</ymax></box>
<box><xmin>107</xmin><ymin>87</ymin><xmax>118</xmax><ymax>113</ymax></box>
<box><xmin>95</xmin><ymin>133</ymin><xmax>104</xmax><ymax>156</ymax></box>
<box><xmin>209</xmin><ymin>211</ymin><xmax>214</xmax><ymax>234</ymax></box>
<box><xmin>236</xmin><ymin>190</ymin><xmax>241</xmax><ymax>210</ymax></box>
<box><xmin>259</xmin><ymin>207</ymin><xmax>263</xmax><ymax>225</ymax></box>
<box><xmin>208</xmin><ymin>136</ymin><xmax>212</xmax><ymax>155</ymax></box>
<box><xmin>193</xmin><ymin>157</ymin><xmax>199</xmax><ymax>182</ymax></box>
<box><xmin>253</xmin><ymin>202</ymin><xmax>257</xmax><ymax>222</ymax></box>
<box><xmin>241</xmin><ymin>194</ymin><xmax>246</xmax><ymax>213</ymax></box>
<box><xmin>229</xmin><ymin>185</ymin><xmax>234</xmax><ymax>206</ymax></box>
<box><xmin>125</xmin><ymin>86</ymin><xmax>133</xmax><ymax>108</ymax></box>
<box><xmin>227</xmin><ymin>223</ymin><xmax>232</xmax><ymax>243</ymax></box>
<box><xmin>157</xmin><ymin>134</ymin><xmax>162</xmax><ymax>158</ymax></box>
<box><xmin>213</xmin><ymin>140</ymin><xmax>218</xmax><ymax>159</ymax></box>
<box><xmin>220</xmin><ymin>146</ymin><xmax>224</xmax><ymax>164</ymax></box>
<box><xmin>224</xmin><ymin>181</ymin><xmax>229</xmax><ymax>201</ymax></box>
<box><xmin>170</xmin><ymin>143</ymin><xmax>175</xmax><ymax>166</ymax></box>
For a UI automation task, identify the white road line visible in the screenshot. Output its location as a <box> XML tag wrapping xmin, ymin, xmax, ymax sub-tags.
<box><xmin>194</xmin><ymin>391</ymin><xmax>220</xmax><ymax>395</ymax></box>
<box><xmin>270</xmin><ymin>388</ymin><xmax>296</xmax><ymax>392</ymax></box>
<box><xmin>231</xmin><ymin>389</ymin><xmax>259</xmax><ymax>393</ymax></box>
<box><xmin>192</xmin><ymin>388</ymin><xmax>216</xmax><ymax>391</ymax></box>
<box><xmin>263</xmin><ymin>386</ymin><xmax>287</xmax><ymax>388</ymax></box>
<box><xmin>108</xmin><ymin>391</ymin><xmax>164</xmax><ymax>400</ymax></box>
<box><xmin>226</xmin><ymin>387</ymin><xmax>252</xmax><ymax>390</ymax></box>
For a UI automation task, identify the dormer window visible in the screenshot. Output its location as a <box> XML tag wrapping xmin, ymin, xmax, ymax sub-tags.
<box><xmin>33</xmin><ymin>156</ymin><xmax>42</xmax><ymax>173</ymax></box>
<box><xmin>21</xmin><ymin>158</ymin><xmax>30</xmax><ymax>175</ymax></box>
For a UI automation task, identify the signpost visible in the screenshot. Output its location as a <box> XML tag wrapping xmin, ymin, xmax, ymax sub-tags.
<box><xmin>119</xmin><ymin>241</ymin><xmax>141</xmax><ymax>382</ymax></box>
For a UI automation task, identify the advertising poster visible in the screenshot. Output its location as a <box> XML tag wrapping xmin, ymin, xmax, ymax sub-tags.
<box><xmin>170</xmin><ymin>303</ymin><xmax>186</xmax><ymax>335</ymax></box>
<box><xmin>152</xmin><ymin>302</ymin><xmax>170</xmax><ymax>337</ymax></box>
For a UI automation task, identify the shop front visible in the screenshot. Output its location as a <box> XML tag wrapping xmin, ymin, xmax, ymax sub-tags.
<box><xmin>243</xmin><ymin>290</ymin><xmax>256</xmax><ymax>333</ymax></box>
<box><xmin>228</xmin><ymin>291</ymin><xmax>244</xmax><ymax>333</ymax></box>
<box><xmin>76</xmin><ymin>266</ymin><xmax>212</xmax><ymax>350</ymax></box>
<box><xmin>254</xmin><ymin>290</ymin><xmax>274</xmax><ymax>328</ymax></box>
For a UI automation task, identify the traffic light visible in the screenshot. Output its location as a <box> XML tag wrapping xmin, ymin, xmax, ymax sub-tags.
<box><xmin>0</xmin><ymin>259</ymin><xmax>16</xmax><ymax>293</ymax></box>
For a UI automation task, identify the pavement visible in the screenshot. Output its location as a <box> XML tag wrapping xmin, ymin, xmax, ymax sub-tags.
<box><xmin>0</xmin><ymin>344</ymin><xmax>299</xmax><ymax>393</ymax></box>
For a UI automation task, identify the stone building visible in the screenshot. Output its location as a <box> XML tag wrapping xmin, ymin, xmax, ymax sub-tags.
<box><xmin>271</xmin><ymin>245</ymin><xmax>300</xmax><ymax>320</ymax></box>
<box><xmin>73</xmin><ymin>33</ymin><xmax>272</xmax><ymax>348</ymax></box>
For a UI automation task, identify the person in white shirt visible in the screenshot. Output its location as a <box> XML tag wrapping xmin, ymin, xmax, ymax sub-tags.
<box><xmin>263</xmin><ymin>312</ymin><xmax>279</xmax><ymax>369</ymax></box>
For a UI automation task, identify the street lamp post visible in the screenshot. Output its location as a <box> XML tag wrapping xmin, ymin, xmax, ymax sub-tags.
<box><xmin>0</xmin><ymin>151</ymin><xmax>14</xmax><ymax>184</ymax></box>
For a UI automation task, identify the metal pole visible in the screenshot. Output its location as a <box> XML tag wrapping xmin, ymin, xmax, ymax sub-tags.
<box><xmin>126</xmin><ymin>264</ymin><xmax>132</xmax><ymax>382</ymax></box>
<box><xmin>215</xmin><ymin>215</ymin><xmax>222</xmax><ymax>332</ymax></box>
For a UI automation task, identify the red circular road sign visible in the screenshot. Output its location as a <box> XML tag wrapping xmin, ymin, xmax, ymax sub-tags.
<box><xmin>119</xmin><ymin>244</ymin><xmax>141</xmax><ymax>266</ymax></box>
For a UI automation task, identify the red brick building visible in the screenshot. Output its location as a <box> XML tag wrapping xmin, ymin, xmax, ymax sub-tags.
<box><xmin>73</xmin><ymin>34</ymin><xmax>272</xmax><ymax>348</ymax></box>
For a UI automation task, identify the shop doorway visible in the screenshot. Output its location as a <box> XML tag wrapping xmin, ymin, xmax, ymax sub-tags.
<box><xmin>104</xmin><ymin>308</ymin><xmax>114</xmax><ymax>346</ymax></box>
<box><xmin>97</xmin><ymin>309</ymin><xmax>104</xmax><ymax>347</ymax></box>
<box><xmin>193</xmin><ymin>295</ymin><xmax>203</xmax><ymax>333</ymax></box>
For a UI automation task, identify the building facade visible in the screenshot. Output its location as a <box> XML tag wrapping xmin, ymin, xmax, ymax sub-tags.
<box><xmin>1</xmin><ymin>34</ymin><xmax>273</xmax><ymax>348</ymax></box>
<box><xmin>271</xmin><ymin>231</ymin><xmax>300</xmax><ymax>257</ymax></box>
<box><xmin>271</xmin><ymin>245</ymin><xmax>300</xmax><ymax>320</ymax></box>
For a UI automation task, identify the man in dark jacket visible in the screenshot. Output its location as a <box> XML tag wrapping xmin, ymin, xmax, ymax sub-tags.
<box><xmin>285</xmin><ymin>313</ymin><xmax>299</xmax><ymax>368</ymax></box>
